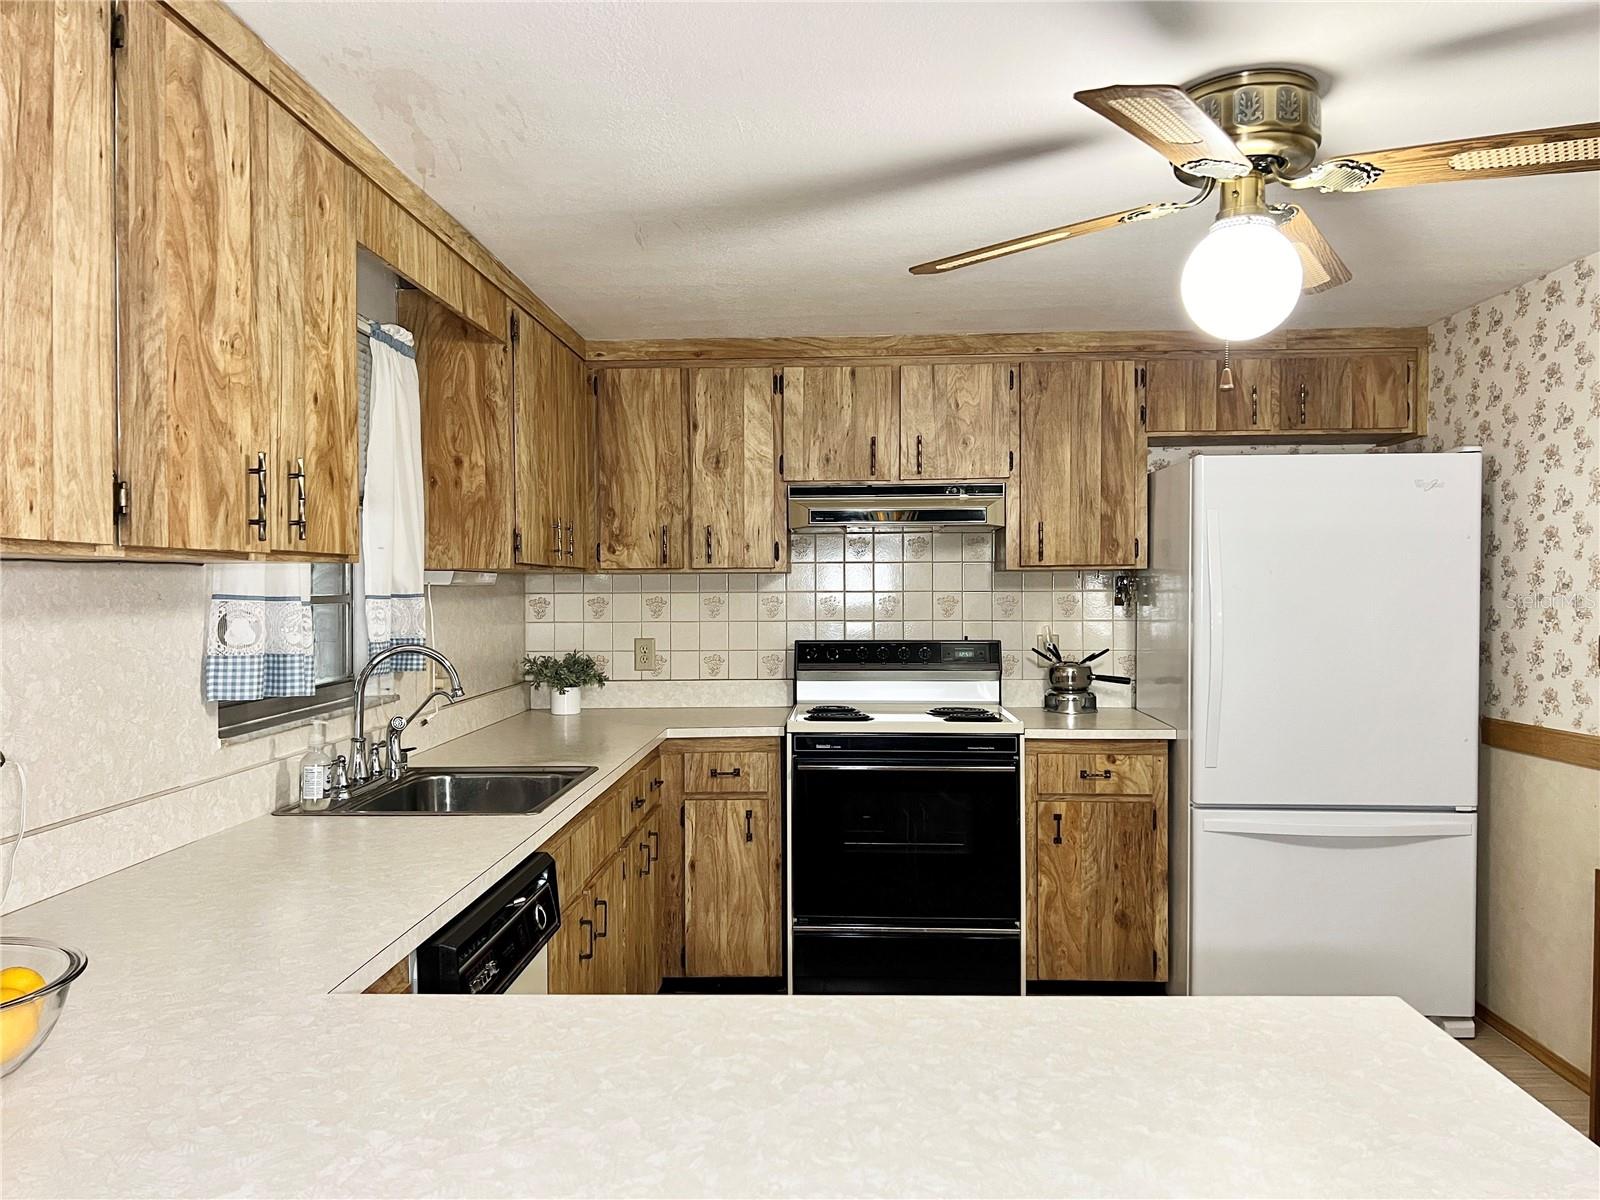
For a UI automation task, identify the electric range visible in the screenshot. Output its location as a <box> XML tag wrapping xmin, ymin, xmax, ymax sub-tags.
<box><xmin>786</xmin><ymin>640</ymin><xmax>1023</xmax><ymax>996</ymax></box>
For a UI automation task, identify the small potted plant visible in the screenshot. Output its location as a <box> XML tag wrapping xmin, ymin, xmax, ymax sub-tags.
<box><xmin>522</xmin><ymin>651</ymin><xmax>609</xmax><ymax>715</ymax></box>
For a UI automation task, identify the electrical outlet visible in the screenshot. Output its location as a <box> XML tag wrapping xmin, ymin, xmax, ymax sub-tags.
<box><xmin>633</xmin><ymin>637</ymin><xmax>656</xmax><ymax>672</ymax></box>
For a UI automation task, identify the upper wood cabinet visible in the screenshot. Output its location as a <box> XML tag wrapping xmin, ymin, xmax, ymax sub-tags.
<box><xmin>1</xmin><ymin>0</ymin><xmax>116</xmax><ymax>550</ymax></box>
<box><xmin>899</xmin><ymin>363</ymin><xmax>1019</xmax><ymax>480</ymax></box>
<box><xmin>1017</xmin><ymin>360</ymin><xmax>1147</xmax><ymax>569</ymax></box>
<box><xmin>1144</xmin><ymin>356</ymin><xmax>1272</xmax><ymax>436</ymax></box>
<box><xmin>1277</xmin><ymin>356</ymin><xmax>1338</xmax><ymax>431</ymax></box>
<box><xmin>402</xmin><ymin>290</ymin><xmax>515</xmax><ymax>572</ymax></box>
<box><xmin>260</xmin><ymin>102</ymin><xmax>358</xmax><ymax>557</ymax></box>
<box><xmin>688</xmin><ymin>368</ymin><xmax>786</xmax><ymax>571</ymax></box>
<box><xmin>117</xmin><ymin>2</ymin><xmax>268</xmax><ymax>554</ymax></box>
<box><xmin>1336</xmin><ymin>353</ymin><xmax>1414</xmax><ymax>432</ymax></box>
<box><xmin>596</xmin><ymin>368</ymin><xmax>688</xmax><ymax>570</ymax></box>
<box><xmin>781</xmin><ymin>365</ymin><xmax>898</xmax><ymax>481</ymax></box>
<box><xmin>512</xmin><ymin>311</ymin><xmax>593</xmax><ymax>569</ymax></box>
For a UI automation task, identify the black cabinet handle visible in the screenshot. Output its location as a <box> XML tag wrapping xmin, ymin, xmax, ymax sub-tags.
<box><xmin>710</xmin><ymin>767</ymin><xmax>742</xmax><ymax>779</ymax></box>
<box><xmin>1249</xmin><ymin>385</ymin><xmax>1259</xmax><ymax>426</ymax></box>
<box><xmin>594</xmin><ymin>898</ymin><xmax>608</xmax><ymax>937</ymax></box>
<box><xmin>247</xmin><ymin>451</ymin><xmax>268</xmax><ymax>541</ymax></box>
<box><xmin>915</xmin><ymin>434</ymin><xmax>923</xmax><ymax>475</ymax></box>
<box><xmin>631</xmin><ymin>795</ymin><xmax>644</xmax><ymax>811</ymax></box>
<box><xmin>773</xmin><ymin>539</ymin><xmax>781</xmax><ymax>563</ymax></box>
<box><xmin>660</xmin><ymin>524</ymin><xmax>668</xmax><ymax>566</ymax></box>
<box><xmin>1037</xmin><ymin>521</ymin><xmax>1045</xmax><ymax>563</ymax></box>
<box><xmin>287</xmin><ymin>457</ymin><xmax>307</xmax><ymax>540</ymax></box>
<box><xmin>1298</xmin><ymin>382</ymin><xmax>1308</xmax><ymax>425</ymax></box>
<box><xmin>579</xmin><ymin>917</ymin><xmax>594</xmax><ymax>960</ymax></box>
<box><xmin>648</xmin><ymin>830</ymin><xmax>660</xmax><ymax>862</ymax></box>
<box><xmin>869</xmin><ymin>435</ymin><xmax>877</xmax><ymax>476</ymax></box>
<box><xmin>705</xmin><ymin>525</ymin><xmax>713</xmax><ymax>564</ymax></box>
<box><xmin>1079</xmin><ymin>769</ymin><xmax>1113</xmax><ymax>781</ymax></box>
<box><xmin>639</xmin><ymin>842</ymin><xmax>652</xmax><ymax>875</ymax></box>
<box><xmin>650</xmin><ymin>777</ymin><xmax>663</xmax><ymax>791</ymax></box>
<box><xmin>1052</xmin><ymin>813</ymin><xmax>1063</xmax><ymax>845</ymax></box>
<box><xmin>745</xmin><ymin>808</ymin><xmax>754</xmax><ymax>843</ymax></box>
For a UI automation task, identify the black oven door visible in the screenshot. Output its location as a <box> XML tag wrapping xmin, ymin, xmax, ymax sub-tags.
<box><xmin>790</xmin><ymin>739</ymin><xmax>1020</xmax><ymax>927</ymax></box>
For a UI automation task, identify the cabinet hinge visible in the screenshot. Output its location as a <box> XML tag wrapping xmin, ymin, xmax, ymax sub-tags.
<box><xmin>110</xmin><ymin>10</ymin><xmax>125</xmax><ymax>50</ymax></box>
<box><xmin>1139</xmin><ymin>403</ymin><xmax>1147</xmax><ymax>428</ymax></box>
<box><xmin>513</xmin><ymin>528</ymin><xmax>522</xmax><ymax>556</ymax></box>
<box><xmin>112</xmin><ymin>475</ymin><xmax>129</xmax><ymax>520</ymax></box>
<box><xmin>509</xmin><ymin>311</ymin><xmax>520</xmax><ymax>343</ymax></box>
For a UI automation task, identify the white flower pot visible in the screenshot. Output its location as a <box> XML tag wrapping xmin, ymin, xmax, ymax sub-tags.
<box><xmin>549</xmin><ymin>687</ymin><xmax>581</xmax><ymax>716</ymax></box>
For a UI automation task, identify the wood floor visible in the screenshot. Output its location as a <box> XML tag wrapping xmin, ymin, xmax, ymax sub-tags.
<box><xmin>1466</xmin><ymin>1026</ymin><xmax>1590</xmax><ymax>1132</ymax></box>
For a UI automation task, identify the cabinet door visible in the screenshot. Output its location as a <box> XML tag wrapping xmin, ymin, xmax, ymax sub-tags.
<box><xmin>548</xmin><ymin>885</ymin><xmax>599</xmax><ymax>995</ymax></box>
<box><xmin>117</xmin><ymin>2</ymin><xmax>268</xmax><ymax>553</ymax></box>
<box><xmin>1</xmin><ymin>0</ymin><xmax>116</xmax><ymax>548</ymax></box>
<box><xmin>684</xmin><ymin>794</ymin><xmax>782</xmax><ymax>977</ymax></box>
<box><xmin>597</xmin><ymin>368</ymin><xmax>688</xmax><ymax>569</ymax></box>
<box><xmin>899</xmin><ymin>363</ymin><xmax>1018</xmax><ymax>480</ymax></box>
<box><xmin>689</xmin><ymin>367</ymin><xmax>785</xmax><ymax>570</ymax></box>
<box><xmin>1034</xmin><ymin>797</ymin><xmax>1165</xmax><ymax>981</ymax></box>
<box><xmin>1277</xmin><ymin>357</ymin><xmax>1347</xmax><ymax>431</ymax></box>
<box><xmin>590</xmin><ymin>850</ymin><xmax>629</xmax><ymax>994</ymax></box>
<box><xmin>627</xmin><ymin>805</ymin><xmax>664</xmax><ymax>995</ymax></box>
<box><xmin>263</xmin><ymin>103</ymin><xmax>358</xmax><ymax>557</ymax></box>
<box><xmin>511</xmin><ymin>311</ymin><xmax>563</xmax><ymax>567</ymax></box>
<box><xmin>1218</xmin><ymin>355</ymin><xmax>1276</xmax><ymax>433</ymax></box>
<box><xmin>1337</xmin><ymin>353</ymin><xmax>1414</xmax><ymax>432</ymax></box>
<box><xmin>782</xmin><ymin>365</ymin><xmax>898</xmax><ymax>481</ymax></box>
<box><xmin>563</xmin><ymin>353</ymin><xmax>597</xmax><ymax>571</ymax></box>
<box><xmin>401</xmin><ymin>290</ymin><xmax>515</xmax><ymax>571</ymax></box>
<box><xmin>1018</xmin><ymin>360</ymin><xmax>1146</xmax><ymax>568</ymax></box>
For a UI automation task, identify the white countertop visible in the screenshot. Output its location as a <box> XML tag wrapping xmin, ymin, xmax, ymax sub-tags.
<box><xmin>1014</xmin><ymin>706</ymin><xmax>1176</xmax><ymax>739</ymax></box>
<box><xmin>4</xmin><ymin>706</ymin><xmax>1593</xmax><ymax>1198</ymax></box>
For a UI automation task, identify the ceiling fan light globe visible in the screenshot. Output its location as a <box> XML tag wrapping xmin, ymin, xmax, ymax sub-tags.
<box><xmin>1180</xmin><ymin>215</ymin><xmax>1304</xmax><ymax>341</ymax></box>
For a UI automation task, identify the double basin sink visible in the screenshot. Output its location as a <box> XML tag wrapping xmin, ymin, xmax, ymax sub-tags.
<box><xmin>287</xmin><ymin>766</ymin><xmax>596</xmax><ymax>816</ymax></box>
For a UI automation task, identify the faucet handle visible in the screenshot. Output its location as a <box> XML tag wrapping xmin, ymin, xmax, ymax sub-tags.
<box><xmin>330</xmin><ymin>755</ymin><xmax>350</xmax><ymax>798</ymax></box>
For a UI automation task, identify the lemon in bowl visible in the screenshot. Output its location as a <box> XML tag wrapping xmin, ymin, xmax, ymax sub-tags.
<box><xmin>0</xmin><ymin>938</ymin><xmax>87</xmax><ymax>1076</ymax></box>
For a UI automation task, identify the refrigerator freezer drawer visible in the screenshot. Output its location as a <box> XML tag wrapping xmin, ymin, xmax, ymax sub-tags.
<box><xmin>1189</xmin><ymin>808</ymin><xmax>1476</xmax><ymax>1018</ymax></box>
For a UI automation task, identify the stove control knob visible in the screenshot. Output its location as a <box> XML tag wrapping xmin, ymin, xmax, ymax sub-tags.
<box><xmin>876</xmin><ymin>645</ymin><xmax>891</xmax><ymax>661</ymax></box>
<box><xmin>855</xmin><ymin>645</ymin><xmax>869</xmax><ymax>662</ymax></box>
<box><xmin>825</xmin><ymin>645</ymin><xmax>842</xmax><ymax>662</ymax></box>
<box><xmin>897</xmin><ymin>645</ymin><xmax>911</xmax><ymax>660</ymax></box>
<box><xmin>918</xmin><ymin>645</ymin><xmax>933</xmax><ymax>661</ymax></box>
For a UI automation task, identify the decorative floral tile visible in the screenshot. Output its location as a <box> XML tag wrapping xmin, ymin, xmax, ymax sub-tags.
<box><xmin>905</xmin><ymin>534</ymin><xmax>931</xmax><ymax>561</ymax></box>
<box><xmin>993</xmin><ymin>592</ymin><xmax>1020</xmax><ymax>619</ymax></box>
<box><xmin>963</xmin><ymin>533</ymin><xmax>992</xmax><ymax>561</ymax></box>
<box><xmin>701</xmin><ymin>653</ymin><xmax>726</xmax><ymax>679</ymax></box>
<box><xmin>644</xmin><ymin>593</ymin><xmax>668</xmax><ymax>620</ymax></box>
<box><xmin>1002</xmin><ymin>652</ymin><xmax>1019</xmax><ymax>679</ymax></box>
<box><xmin>759</xmin><ymin>594</ymin><xmax>786</xmax><ymax>620</ymax></box>
<box><xmin>790</xmin><ymin>534</ymin><xmax>814</xmax><ymax>562</ymax></box>
<box><xmin>847</xmin><ymin>534</ymin><xmax>873</xmax><ymax>561</ymax></box>
<box><xmin>1054</xmin><ymin>593</ymin><xmax>1081</xmax><ymax>619</ymax></box>
<box><xmin>526</xmin><ymin>595</ymin><xmax>552</xmax><ymax>622</ymax></box>
<box><xmin>584</xmin><ymin>595</ymin><xmax>609</xmax><ymax>620</ymax></box>
<box><xmin>876</xmin><ymin>593</ymin><xmax>901</xmax><ymax>617</ymax></box>
<box><xmin>700</xmin><ymin>593</ymin><xmax>725</xmax><ymax>619</ymax></box>
<box><xmin>761</xmin><ymin>652</ymin><xmax>785</xmax><ymax>678</ymax></box>
<box><xmin>817</xmin><ymin>593</ymin><xmax>843</xmax><ymax>619</ymax></box>
<box><xmin>936</xmin><ymin>593</ymin><xmax>961</xmax><ymax>619</ymax></box>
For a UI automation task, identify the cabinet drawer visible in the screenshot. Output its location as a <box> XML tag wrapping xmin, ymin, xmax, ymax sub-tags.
<box><xmin>681</xmin><ymin>751</ymin><xmax>771</xmax><ymax>796</ymax></box>
<box><xmin>1032</xmin><ymin>750</ymin><xmax>1158</xmax><ymax>796</ymax></box>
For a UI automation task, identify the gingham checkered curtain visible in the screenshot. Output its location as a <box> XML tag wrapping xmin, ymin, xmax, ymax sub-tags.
<box><xmin>202</xmin><ymin>563</ymin><xmax>315</xmax><ymax>701</ymax></box>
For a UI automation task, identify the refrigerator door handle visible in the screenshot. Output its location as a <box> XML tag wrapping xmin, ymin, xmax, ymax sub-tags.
<box><xmin>1201</xmin><ymin>818</ymin><xmax>1474</xmax><ymax>840</ymax></box>
<box><xmin>1202</xmin><ymin>508</ymin><xmax>1224</xmax><ymax>769</ymax></box>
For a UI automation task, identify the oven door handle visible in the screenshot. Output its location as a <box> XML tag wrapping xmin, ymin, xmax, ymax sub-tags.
<box><xmin>793</xmin><ymin>923</ymin><xmax>1021</xmax><ymax>936</ymax></box>
<box><xmin>793</xmin><ymin>762</ymin><xmax>1017</xmax><ymax>773</ymax></box>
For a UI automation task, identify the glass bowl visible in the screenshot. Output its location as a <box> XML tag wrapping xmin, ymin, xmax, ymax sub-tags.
<box><xmin>1</xmin><ymin>937</ymin><xmax>88</xmax><ymax>1077</ymax></box>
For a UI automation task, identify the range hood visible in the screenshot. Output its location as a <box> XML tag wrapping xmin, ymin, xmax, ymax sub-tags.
<box><xmin>787</xmin><ymin>483</ymin><xmax>1006</xmax><ymax>531</ymax></box>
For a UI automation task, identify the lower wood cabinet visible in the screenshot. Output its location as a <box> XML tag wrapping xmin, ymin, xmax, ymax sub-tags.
<box><xmin>1027</xmin><ymin>742</ymin><xmax>1169</xmax><ymax>983</ymax></box>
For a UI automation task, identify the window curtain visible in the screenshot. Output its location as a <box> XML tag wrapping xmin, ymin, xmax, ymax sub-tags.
<box><xmin>353</xmin><ymin>322</ymin><xmax>427</xmax><ymax>677</ymax></box>
<box><xmin>202</xmin><ymin>563</ymin><xmax>315</xmax><ymax>701</ymax></box>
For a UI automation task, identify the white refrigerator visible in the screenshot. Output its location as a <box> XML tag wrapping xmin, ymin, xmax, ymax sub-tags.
<box><xmin>1137</xmin><ymin>451</ymin><xmax>1481</xmax><ymax>1034</ymax></box>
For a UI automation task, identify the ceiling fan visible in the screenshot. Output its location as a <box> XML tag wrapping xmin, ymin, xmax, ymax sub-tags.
<box><xmin>909</xmin><ymin>68</ymin><xmax>1600</xmax><ymax>340</ymax></box>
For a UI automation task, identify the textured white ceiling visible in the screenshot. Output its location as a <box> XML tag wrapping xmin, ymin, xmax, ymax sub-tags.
<box><xmin>232</xmin><ymin>1</ymin><xmax>1600</xmax><ymax>339</ymax></box>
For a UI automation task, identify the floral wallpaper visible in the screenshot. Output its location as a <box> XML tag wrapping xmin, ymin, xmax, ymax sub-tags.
<box><xmin>1415</xmin><ymin>253</ymin><xmax>1598</xmax><ymax>734</ymax></box>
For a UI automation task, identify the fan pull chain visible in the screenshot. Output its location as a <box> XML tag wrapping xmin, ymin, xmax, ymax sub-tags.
<box><xmin>1219</xmin><ymin>341</ymin><xmax>1236</xmax><ymax>390</ymax></box>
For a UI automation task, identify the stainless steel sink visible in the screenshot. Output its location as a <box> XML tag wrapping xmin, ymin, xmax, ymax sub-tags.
<box><xmin>289</xmin><ymin>766</ymin><xmax>596</xmax><ymax>815</ymax></box>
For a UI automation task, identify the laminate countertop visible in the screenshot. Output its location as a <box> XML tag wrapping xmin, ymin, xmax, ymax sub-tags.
<box><xmin>4</xmin><ymin>707</ymin><xmax>1594</xmax><ymax>1198</ymax></box>
<box><xmin>1013</xmin><ymin>706</ymin><xmax>1175</xmax><ymax>739</ymax></box>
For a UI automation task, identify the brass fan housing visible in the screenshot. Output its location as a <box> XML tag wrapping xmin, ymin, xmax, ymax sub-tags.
<box><xmin>1184</xmin><ymin>68</ymin><xmax>1324</xmax><ymax>175</ymax></box>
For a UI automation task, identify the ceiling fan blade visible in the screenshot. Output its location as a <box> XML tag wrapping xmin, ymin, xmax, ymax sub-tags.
<box><xmin>1274</xmin><ymin>205</ymin><xmax>1352</xmax><ymax>293</ymax></box>
<box><xmin>1075</xmin><ymin>84</ymin><xmax>1254</xmax><ymax>180</ymax></box>
<box><xmin>1283</xmin><ymin>122</ymin><xmax>1600</xmax><ymax>192</ymax></box>
<box><xmin>908</xmin><ymin>193</ymin><xmax>1202</xmax><ymax>275</ymax></box>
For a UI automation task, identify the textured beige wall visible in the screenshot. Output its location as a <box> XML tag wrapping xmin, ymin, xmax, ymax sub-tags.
<box><xmin>1477</xmin><ymin>744</ymin><xmax>1600</xmax><ymax>1069</ymax></box>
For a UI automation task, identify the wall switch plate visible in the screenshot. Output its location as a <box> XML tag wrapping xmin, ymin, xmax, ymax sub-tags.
<box><xmin>633</xmin><ymin>637</ymin><xmax>656</xmax><ymax>672</ymax></box>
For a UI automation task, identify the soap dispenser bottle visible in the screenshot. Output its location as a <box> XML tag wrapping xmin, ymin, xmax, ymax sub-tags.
<box><xmin>298</xmin><ymin>719</ymin><xmax>333</xmax><ymax>811</ymax></box>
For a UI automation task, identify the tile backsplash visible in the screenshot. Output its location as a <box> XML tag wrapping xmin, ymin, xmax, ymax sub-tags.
<box><xmin>524</xmin><ymin>531</ymin><xmax>1136</xmax><ymax>707</ymax></box>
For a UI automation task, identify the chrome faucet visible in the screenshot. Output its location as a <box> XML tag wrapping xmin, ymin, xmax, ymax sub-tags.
<box><xmin>349</xmin><ymin>645</ymin><xmax>465</xmax><ymax>790</ymax></box>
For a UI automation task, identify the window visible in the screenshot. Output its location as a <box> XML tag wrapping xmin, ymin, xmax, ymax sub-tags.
<box><xmin>216</xmin><ymin>564</ymin><xmax>359</xmax><ymax>739</ymax></box>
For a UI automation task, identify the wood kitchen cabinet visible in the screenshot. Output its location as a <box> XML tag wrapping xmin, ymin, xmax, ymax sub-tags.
<box><xmin>688</xmin><ymin>368</ymin><xmax>786</xmax><ymax>570</ymax></box>
<box><xmin>1335</xmin><ymin>353</ymin><xmax>1415</xmax><ymax>432</ymax></box>
<box><xmin>781</xmin><ymin>365</ymin><xmax>899</xmax><ymax>481</ymax></box>
<box><xmin>1027</xmin><ymin>743</ymin><xmax>1169</xmax><ymax>983</ymax></box>
<box><xmin>1</xmin><ymin>0</ymin><xmax>117</xmax><ymax>551</ymax></box>
<box><xmin>1277</xmin><ymin>356</ymin><xmax>1339</xmax><ymax>431</ymax></box>
<box><xmin>596</xmin><ymin>368</ymin><xmax>689</xmax><ymax>570</ymax></box>
<box><xmin>116</xmin><ymin>1</ymin><xmax>268</xmax><ymax>554</ymax></box>
<box><xmin>1016</xmin><ymin>360</ymin><xmax>1147</xmax><ymax>569</ymax></box>
<box><xmin>684</xmin><ymin>794</ymin><xmax>782</xmax><ymax>977</ymax></box>
<box><xmin>260</xmin><ymin>101</ymin><xmax>359</xmax><ymax>557</ymax></box>
<box><xmin>512</xmin><ymin>310</ymin><xmax>594</xmax><ymax>569</ymax></box>
<box><xmin>401</xmin><ymin>290</ymin><xmax>516</xmax><ymax>571</ymax></box>
<box><xmin>1143</xmin><ymin>357</ymin><xmax>1273</xmax><ymax>435</ymax></box>
<box><xmin>899</xmin><ymin>363</ymin><xmax>1019</xmax><ymax>480</ymax></box>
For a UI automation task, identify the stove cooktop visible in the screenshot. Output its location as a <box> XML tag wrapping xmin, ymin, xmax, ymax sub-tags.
<box><xmin>786</xmin><ymin>701</ymin><xmax>1023</xmax><ymax>734</ymax></box>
